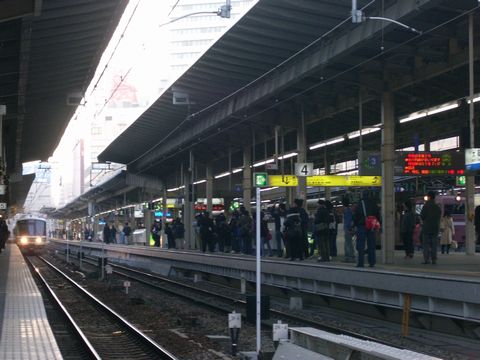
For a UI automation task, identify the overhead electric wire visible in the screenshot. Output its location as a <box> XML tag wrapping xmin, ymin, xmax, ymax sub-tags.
<box><xmin>88</xmin><ymin>0</ymin><xmax>141</xmax><ymax>98</ymax></box>
<box><xmin>168</xmin><ymin>0</ymin><xmax>181</xmax><ymax>17</ymax></box>
<box><xmin>133</xmin><ymin>4</ymin><xmax>480</xmax><ymax>175</ymax></box>
<box><xmin>94</xmin><ymin>5</ymin><xmax>219</xmax><ymax>118</ymax></box>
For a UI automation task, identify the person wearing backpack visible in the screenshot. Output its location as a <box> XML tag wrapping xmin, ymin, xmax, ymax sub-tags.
<box><xmin>315</xmin><ymin>200</ymin><xmax>330</xmax><ymax>262</ymax></box>
<box><xmin>238</xmin><ymin>206</ymin><xmax>252</xmax><ymax>254</ymax></box>
<box><xmin>284</xmin><ymin>199</ymin><xmax>304</xmax><ymax>261</ymax></box>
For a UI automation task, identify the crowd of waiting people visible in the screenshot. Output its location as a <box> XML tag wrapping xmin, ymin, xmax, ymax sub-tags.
<box><xmin>190</xmin><ymin>191</ymin><xmax>381</xmax><ymax>268</ymax></box>
<box><xmin>189</xmin><ymin>190</ymin><xmax>451</xmax><ymax>268</ymax></box>
<box><xmin>60</xmin><ymin>189</ymin><xmax>456</xmax><ymax>267</ymax></box>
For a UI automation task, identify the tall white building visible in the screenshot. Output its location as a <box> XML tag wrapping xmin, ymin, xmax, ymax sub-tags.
<box><xmin>29</xmin><ymin>0</ymin><xmax>256</xmax><ymax>211</ymax></box>
<box><xmin>166</xmin><ymin>1</ymin><xmax>255</xmax><ymax>77</ymax></box>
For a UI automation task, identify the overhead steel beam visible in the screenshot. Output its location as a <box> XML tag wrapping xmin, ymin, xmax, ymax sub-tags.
<box><xmin>0</xmin><ymin>0</ymin><xmax>36</xmax><ymax>23</ymax></box>
<box><xmin>131</xmin><ymin>0</ymin><xmax>440</xmax><ymax>171</ymax></box>
<box><xmin>126</xmin><ymin>173</ymin><xmax>163</xmax><ymax>191</ymax></box>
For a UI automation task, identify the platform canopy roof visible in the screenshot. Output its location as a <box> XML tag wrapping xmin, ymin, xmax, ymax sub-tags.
<box><xmin>99</xmin><ymin>0</ymin><xmax>375</xmax><ymax>165</ymax></box>
<box><xmin>0</xmin><ymin>0</ymin><xmax>129</xmax><ymax>208</ymax></box>
<box><xmin>99</xmin><ymin>0</ymin><xmax>479</xmax><ymax>181</ymax></box>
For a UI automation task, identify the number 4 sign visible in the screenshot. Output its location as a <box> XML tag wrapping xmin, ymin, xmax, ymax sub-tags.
<box><xmin>294</xmin><ymin>163</ymin><xmax>313</xmax><ymax>177</ymax></box>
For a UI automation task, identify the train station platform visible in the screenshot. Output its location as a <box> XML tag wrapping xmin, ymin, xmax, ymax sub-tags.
<box><xmin>0</xmin><ymin>244</ymin><xmax>62</xmax><ymax>359</ymax></box>
<box><xmin>49</xmin><ymin>239</ymin><xmax>480</xmax><ymax>332</ymax></box>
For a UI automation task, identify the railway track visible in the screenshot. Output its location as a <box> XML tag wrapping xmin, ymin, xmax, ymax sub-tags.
<box><xmin>49</xmin><ymin>251</ymin><xmax>480</xmax><ymax>359</ymax></box>
<box><xmin>27</xmin><ymin>255</ymin><xmax>178</xmax><ymax>360</ymax></box>
<box><xmin>58</xmin><ymin>254</ymin><xmax>410</xmax><ymax>344</ymax></box>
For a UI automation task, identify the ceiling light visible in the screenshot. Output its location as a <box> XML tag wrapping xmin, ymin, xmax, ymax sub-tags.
<box><xmin>214</xmin><ymin>172</ymin><xmax>231</xmax><ymax>179</ymax></box>
<box><xmin>279</xmin><ymin>152</ymin><xmax>298</xmax><ymax>159</ymax></box>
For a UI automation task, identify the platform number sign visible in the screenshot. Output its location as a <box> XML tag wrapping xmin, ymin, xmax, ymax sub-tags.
<box><xmin>295</xmin><ymin>163</ymin><xmax>313</xmax><ymax>177</ymax></box>
<box><xmin>0</xmin><ymin>203</ymin><xmax>6</xmax><ymax>210</ymax></box>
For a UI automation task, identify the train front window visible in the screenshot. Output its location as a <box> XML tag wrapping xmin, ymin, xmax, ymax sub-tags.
<box><xmin>444</xmin><ymin>204</ymin><xmax>464</xmax><ymax>215</ymax></box>
<box><xmin>17</xmin><ymin>220</ymin><xmax>46</xmax><ymax>236</ymax></box>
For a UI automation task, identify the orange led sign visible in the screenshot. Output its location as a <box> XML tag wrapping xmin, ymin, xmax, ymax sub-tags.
<box><xmin>400</xmin><ymin>151</ymin><xmax>465</xmax><ymax>176</ymax></box>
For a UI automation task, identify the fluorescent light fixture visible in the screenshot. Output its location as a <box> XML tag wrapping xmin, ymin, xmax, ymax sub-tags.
<box><xmin>214</xmin><ymin>172</ymin><xmax>231</xmax><ymax>179</ymax></box>
<box><xmin>399</xmin><ymin>111</ymin><xmax>427</xmax><ymax>123</ymax></box>
<box><xmin>426</xmin><ymin>101</ymin><xmax>459</xmax><ymax>116</ymax></box>
<box><xmin>167</xmin><ymin>185</ymin><xmax>185</xmax><ymax>192</ymax></box>
<box><xmin>310</xmin><ymin>138</ymin><xmax>344</xmax><ymax>150</ymax></box>
<box><xmin>326</xmin><ymin>137</ymin><xmax>345</xmax><ymax>145</ymax></box>
<box><xmin>279</xmin><ymin>152</ymin><xmax>297</xmax><ymax>160</ymax></box>
<box><xmin>232</xmin><ymin>168</ymin><xmax>243</xmax><ymax>174</ymax></box>
<box><xmin>467</xmin><ymin>95</ymin><xmax>480</xmax><ymax>104</ymax></box>
<box><xmin>259</xmin><ymin>186</ymin><xmax>279</xmax><ymax>192</ymax></box>
<box><xmin>253</xmin><ymin>158</ymin><xmax>275</xmax><ymax>167</ymax></box>
<box><xmin>309</xmin><ymin>141</ymin><xmax>327</xmax><ymax>150</ymax></box>
<box><xmin>399</xmin><ymin>100</ymin><xmax>459</xmax><ymax>123</ymax></box>
<box><xmin>348</xmin><ymin>127</ymin><xmax>381</xmax><ymax>139</ymax></box>
<box><xmin>193</xmin><ymin>179</ymin><xmax>206</xmax><ymax>185</ymax></box>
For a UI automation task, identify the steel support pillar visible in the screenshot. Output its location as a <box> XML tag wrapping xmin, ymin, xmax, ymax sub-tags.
<box><xmin>144</xmin><ymin>209</ymin><xmax>153</xmax><ymax>246</ymax></box>
<box><xmin>296</xmin><ymin>108</ymin><xmax>307</xmax><ymax>202</ymax></box>
<box><xmin>184</xmin><ymin>176</ymin><xmax>193</xmax><ymax>250</ymax></box>
<box><xmin>93</xmin><ymin>214</ymin><xmax>99</xmax><ymax>242</ymax></box>
<box><xmin>243</xmin><ymin>146</ymin><xmax>252</xmax><ymax>213</ymax></box>
<box><xmin>161</xmin><ymin>188</ymin><xmax>167</xmax><ymax>247</ymax></box>
<box><xmin>381</xmin><ymin>91</ymin><xmax>395</xmax><ymax>264</ymax></box>
<box><xmin>206</xmin><ymin>163</ymin><xmax>213</xmax><ymax>213</ymax></box>
<box><xmin>466</xmin><ymin>13</ymin><xmax>476</xmax><ymax>255</ymax></box>
<box><xmin>324</xmin><ymin>152</ymin><xmax>331</xmax><ymax>200</ymax></box>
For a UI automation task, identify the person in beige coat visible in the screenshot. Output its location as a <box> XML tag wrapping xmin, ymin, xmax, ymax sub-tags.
<box><xmin>440</xmin><ymin>211</ymin><xmax>455</xmax><ymax>254</ymax></box>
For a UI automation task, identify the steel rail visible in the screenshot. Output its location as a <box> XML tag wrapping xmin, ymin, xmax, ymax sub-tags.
<box><xmin>38</xmin><ymin>256</ymin><xmax>178</xmax><ymax>360</ymax></box>
<box><xmin>82</xmin><ymin>255</ymin><xmax>406</xmax><ymax>348</ymax></box>
<box><xmin>25</xmin><ymin>256</ymin><xmax>102</xmax><ymax>360</ymax></box>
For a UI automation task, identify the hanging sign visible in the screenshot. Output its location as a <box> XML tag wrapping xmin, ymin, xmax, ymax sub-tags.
<box><xmin>267</xmin><ymin>175</ymin><xmax>381</xmax><ymax>187</ymax></box>
<box><xmin>294</xmin><ymin>163</ymin><xmax>314</xmax><ymax>176</ymax></box>
<box><xmin>268</xmin><ymin>175</ymin><xmax>298</xmax><ymax>187</ymax></box>
<box><xmin>306</xmin><ymin>175</ymin><xmax>381</xmax><ymax>187</ymax></box>
<box><xmin>398</xmin><ymin>151</ymin><xmax>465</xmax><ymax>175</ymax></box>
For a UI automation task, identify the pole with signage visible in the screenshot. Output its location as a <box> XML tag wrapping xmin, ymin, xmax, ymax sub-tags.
<box><xmin>255</xmin><ymin>185</ymin><xmax>261</xmax><ymax>355</ymax></box>
<box><xmin>252</xmin><ymin>172</ymin><xmax>266</xmax><ymax>355</ymax></box>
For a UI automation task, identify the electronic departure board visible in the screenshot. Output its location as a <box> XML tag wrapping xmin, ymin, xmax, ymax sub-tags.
<box><xmin>398</xmin><ymin>151</ymin><xmax>465</xmax><ymax>175</ymax></box>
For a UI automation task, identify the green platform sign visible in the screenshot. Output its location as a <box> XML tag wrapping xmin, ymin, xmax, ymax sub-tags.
<box><xmin>456</xmin><ymin>175</ymin><xmax>466</xmax><ymax>186</ymax></box>
<box><xmin>253</xmin><ymin>172</ymin><xmax>268</xmax><ymax>187</ymax></box>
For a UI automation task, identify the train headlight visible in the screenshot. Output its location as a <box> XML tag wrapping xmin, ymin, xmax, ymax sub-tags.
<box><xmin>20</xmin><ymin>237</ymin><xmax>28</xmax><ymax>244</ymax></box>
<box><xmin>35</xmin><ymin>237</ymin><xmax>42</xmax><ymax>244</ymax></box>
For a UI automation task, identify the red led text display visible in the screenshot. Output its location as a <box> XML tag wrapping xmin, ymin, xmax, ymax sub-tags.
<box><xmin>400</xmin><ymin>152</ymin><xmax>465</xmax><ymax>176</ymax></box>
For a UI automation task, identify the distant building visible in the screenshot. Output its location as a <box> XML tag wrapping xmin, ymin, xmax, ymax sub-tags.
<box><xmin>39</xmin><ymin>0</ymin><xmax>256</xmax><ymax>210</ymax></box>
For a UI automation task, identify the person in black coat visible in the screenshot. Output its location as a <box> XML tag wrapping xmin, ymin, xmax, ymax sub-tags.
<box><xmin>103</xmin><ymin>223</ymin><xmax>111</xmax><ymax>244</ymax></box>
<box><xmin>165</xmin><ymin>223</ymin><xmax>175</xmax><ymax>249</ymax></box>
<box><xmin>314</xmin><ymin>200</ymin><xmax>330</xmax><ymax>262</ymax></box>
<box><xmin>284</xmin><ymin>199</ymin><xmax>305</xmax><ymax>261</ymax></box>
<box><xmin>200</xmin><ymin>212</ymin><xmax>215</xmax><ymax>252</ymax></box>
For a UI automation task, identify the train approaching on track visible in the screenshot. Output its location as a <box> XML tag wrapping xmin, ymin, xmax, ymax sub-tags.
<box><xmin>14</xmin><ymin>215</ymin><xmax>47</xmax><ymax>253</ymax></box>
